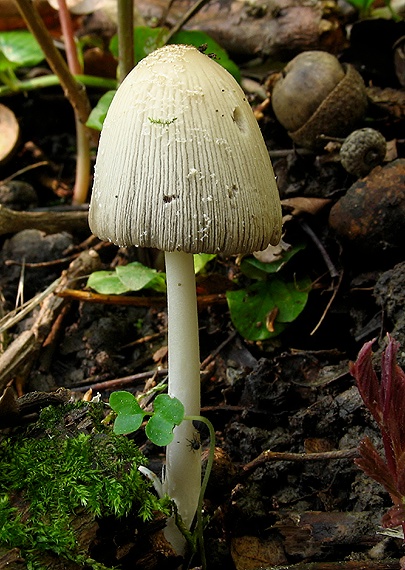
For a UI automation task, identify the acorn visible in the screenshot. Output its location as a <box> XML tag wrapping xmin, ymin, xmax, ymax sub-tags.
<box><xmin>339</xmin><ymin>128</ymin><xmax>387</xmax><ymax>178</ymax></box>
<box><xmin>270</xmin><ymin>51</ymin><xmax>368</xmax><ymax>149</ymax></box>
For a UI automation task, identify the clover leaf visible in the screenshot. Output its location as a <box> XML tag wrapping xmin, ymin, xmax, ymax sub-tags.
<box><xmin>109</xmin><ymin>391</ymin><xmax>145</xmax><ymax>435</ymax></box>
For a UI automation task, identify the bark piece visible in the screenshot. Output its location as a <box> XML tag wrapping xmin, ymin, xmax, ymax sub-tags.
<box><xmin>273</xmin><ymin>511</ymin><xmax>379</xmax><ymax>558</ymax></box>
<box><xmin>0</xmin><ymin>548</ymin><xmax>25</xmax><ymax>569</ymax></box>
<box><xmin>265</xmin><ymin>562</ymin><xmax>402</xmax><ymax>569</ymax></box>
<box><xmin>328</xmin><ymin>159</ymin><xmax>405</xmax><ymax>262</ymax></box>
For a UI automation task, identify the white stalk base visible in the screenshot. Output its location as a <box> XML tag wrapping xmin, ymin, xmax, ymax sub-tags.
<box><xmin>162</xmin><ymin>250</ymin><xmax>201</xmax><ymax>554</ymax></box>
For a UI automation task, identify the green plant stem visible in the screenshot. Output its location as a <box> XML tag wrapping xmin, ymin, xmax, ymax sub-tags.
<box><xmin>184</xmin><ymin>414</ymin><xmax>215</xmax><ymax>570</ymax></box>
<box><xmin>0</xmin><ymin>75</ymin><xmax>117</xmax><ymax>97</ymax></box>
<box><xmin>12</xmin><ymin>0</ymin><xmax>91</xmax><ymax>125</ymax></box>
<box><xmin>72</xmin><ymin>113</ymin><xmax>91</xmax><ymax>204</ymax></box>
<box><xmin>0</xmin><ymin>68</ymin><xmax>19</xmax><ymax>90</ymax></box>
<box><xmin>57</xmin><ymin>0</ymin><xmax>81</xmax><ymax>75</ymax></box>
<box><xmin>57</xmin><ymin>0</ymin><xmax>91</xmax><ymax>204</ymax></box>
<box><xmin>117</xmin><ymin>0</ymin><xmax>134</xmax><ymax>82</ymax></box>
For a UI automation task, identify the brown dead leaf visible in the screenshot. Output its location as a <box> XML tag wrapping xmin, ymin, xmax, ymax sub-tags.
<box><xmin>386</xmin><ymin>139</ymin><xmax>398</xmax><ymax>162</ymax></box>
<box><xmin>0</xmin><ymin>0</ymin><xmax>61</xmax><ymax>32</ymax></box>
<box><xmin>367</xmin><ymin>86</ymin><xmax>405</xmax><ymax>119</ymax></box>
<box><xmin>230</xmin><ymin>535</ymin><xmax>287</xmax><ymax>570</ymax></box>
<box><xmin>152</xmin><ymin>345</ymin><xmax>168</xmax><ymax>363</ymax></box>
<box><xmin>281</xmin><ymin>197</ymin><xmax>332</xmax><ymax>217</ymax></box>
<box><xmin>266</xmin><ymin>307</ymin><xmax>279</xmax><ymax>332</ymax></box>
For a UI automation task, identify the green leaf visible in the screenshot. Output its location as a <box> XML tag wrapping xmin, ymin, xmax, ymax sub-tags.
<box><xmin>169</xmin><ymin>30</ymin><xmax>241</xmax><ymax>82</ymax></box>
<box><xmin>87</xmin><ymin>263</ymin><xmax>166</xmax><ymax>295</ymax></box>
<box><xmin>87</xmin><ymin>271</ymin><xmax>130</xmax><ymax>295</ymax></box>
<box><xmin>241</xmin><ymin>243</ymin><xmax>306</xmax><ymax>280</ymax></box>
<box><xmin>194</xmin><ymin>253</ymin><xmax>216</xmax><ymax>274</ymax></box>
<box><xmin>145</xmin><ymin>395</ymin><xmax>185</xmax><ymax>446</ymax></box>
<box><xmin>345</xmin><ymin>0</ymin><xmax>374</xmax><ymax>10</ymax></box>
<box><xmin>114</xmin><ymin>414</ymin><xmax>144</xmax><ymax>435</ymax></box>
<box><xmin>116</xmin><ymin>262</ymin><xmax>166</xmax><ymax>292</ymax></box>
<box><xmin>86</xmin><ymin>90</ymin><xmax>116</xmax><ymax>131</ymax></box>
<box><xmin>146</xmin><ymin>273</ymin><xmax>167</xmax><ymax>293</ymax></box>
<box><xmin>110</xmin><ymin>391</ymin><xmax>143</xmax><ymax>415</ymax></box>
<box><xmin>109</xmin><ymin>391</ymin><xmax>145</xmax><ymax>435</ymax></box>
<box><xmin>145</xmin><ymin>415</ymin><xmax>176</xmax><ymax>446</ymax></box>
<box><xmin>226</xmin><ymin>276</ymin><xmax>311</xmax><ymax>341</ymax></box>
<box><xmin>0</xmin><ymin>31</ymin><xmax>44</xmax><ymax>71</ymax></box>
<box><xmin>153</xmin><ymin>394</ymin><xmax>184</xmax><ymax>425</ymax></box>
<box><xmin>275</xmin><ymin>277</ymin><xmax>312</xmax><ymax>322</ymax></box>
<box><xmin>110</xmin><ymin>27</ymin><xmax>166</xmax><ymax>63</ymax></box>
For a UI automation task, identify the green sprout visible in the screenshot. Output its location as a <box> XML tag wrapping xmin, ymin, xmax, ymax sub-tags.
<box><xmin>109</xmin><ymin>391</ymin><xmax>216</xmax><ymax>568</ymax></box>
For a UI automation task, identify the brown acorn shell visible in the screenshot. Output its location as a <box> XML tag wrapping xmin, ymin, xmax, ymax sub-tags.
<box><xmin>289</xmin><ymin>64</ymin><xmax>368</xmax><ymax>149</ymax></box>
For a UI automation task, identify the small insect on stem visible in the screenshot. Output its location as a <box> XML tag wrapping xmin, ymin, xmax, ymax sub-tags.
<box><xmin>186</xmin><ymin>431</ymin><xmax>201</xmax><ymax>452</ymax></box>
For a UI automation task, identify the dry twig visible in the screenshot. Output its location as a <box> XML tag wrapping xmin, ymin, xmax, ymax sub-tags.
<box><xmin>0</xmin><ymin>205</ymin><xmax>89</xmax><ymax>236</ymax></box>
<box><xmin>242</xmin><ymin>448</ymin><xmax>359</xmax><ymax>477</ymax></box>
<box><xmin>0</xmin><ymin>249</ymin><xmax>101</xmax><ymax>393</ymax></box>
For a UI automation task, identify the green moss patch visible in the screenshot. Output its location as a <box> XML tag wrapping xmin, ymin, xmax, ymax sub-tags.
<box><xmin>0</xmin><ymin>402</ymin><xmax>170</xmax><ymax>569</ymax></box>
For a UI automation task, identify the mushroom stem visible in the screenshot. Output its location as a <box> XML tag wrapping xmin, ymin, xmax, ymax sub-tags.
<box><xmin>163</xmin><ymin>250</ymin><xmax>202</xmax><ymax>553</ymax></box>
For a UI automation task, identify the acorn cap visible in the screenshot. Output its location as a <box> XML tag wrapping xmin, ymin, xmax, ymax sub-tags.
<box><xmin>89</xmin><ymin>44</ymin><xmax>282</xmax><ymax>255</ymax></box>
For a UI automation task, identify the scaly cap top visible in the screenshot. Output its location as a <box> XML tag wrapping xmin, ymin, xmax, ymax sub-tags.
<box><xmin>89</xmin><ymin>44</ymin><xmax>282</xmax><ymax>254</ymax></box>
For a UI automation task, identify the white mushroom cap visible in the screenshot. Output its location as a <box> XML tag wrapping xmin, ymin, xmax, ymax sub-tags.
<box><xmin>89</xmin><ymin>44</ymin><xmax>282</xmax><ymax>255</ymax></box>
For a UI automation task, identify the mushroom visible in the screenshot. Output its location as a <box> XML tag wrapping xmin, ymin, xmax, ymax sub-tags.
<box><xmin>89</xmin><ymin>44</ymin><xmax>282</xmax><ymax>552</ymax></box>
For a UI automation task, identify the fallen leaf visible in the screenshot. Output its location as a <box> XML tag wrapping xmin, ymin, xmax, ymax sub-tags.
<box><xmin>0</xmin><ymin>104</ymin><xmax>19</xmax><ymax>165</ymax></box>
<box><xmin>281</xmin><ymin>196</ymin><xmax>332</xmax><ymax>216</ymax></box>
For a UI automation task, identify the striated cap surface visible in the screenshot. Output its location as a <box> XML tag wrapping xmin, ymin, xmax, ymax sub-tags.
<box><xmin>89</xmin><ymin>44</ymin><xmax>282</xmax><ymax>254</ymax></box>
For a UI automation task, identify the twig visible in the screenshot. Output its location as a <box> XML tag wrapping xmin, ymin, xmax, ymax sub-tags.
<box><xmin>200</xmin><ymin>330</ymin><xmax>237</xmax><ymax>370</ymax></box>
<box><xmin>242</xmin><ymin>448</ymin><xmax>359</xmax><ymax>476</ymax></box>
<box><xmin>59</xmin><ymin>289</ymin><xmax>166</xmax><ymax>307</ymax></box>
<box><xmin>1</xmin><ymin>161</ymin><xmax>49</xmax><ymax>183</ymax></box>
<box><xmin>117</xmin><ymin>0</ymin><xmax>134</xmax><ymax>80</ymax></box>
<box><xmin>121</xmin><ymin>329</ymin><xmax>167</xmax><ymax>348</ymax></box>
<box><xmin>12</xmin><ymin>0</ymin><xmax>91</xmax><ymax>125</ymax></box>
<box><xmin>57</xmin><ymin>0</ymin><xmax>91</xmax><ymax>204</ymax></box>
<box><xmin>0</xmin><ymin>279</ymin><xmax>61</xmax><ymax>334</ymax></box>
<box><xmin>0</xmin><ymin>205</ymin><xmax>89</xmax><ymax>235</ymax></box>
<box><xmin>0</xmin><ymin>249</ymin><xmax>101</xmax><ymax>392</ymax></box>
<box><xmin>269</xmin><ymin>148</ymin><xmax>314</xmax><ymax>158</ymax></box>
<box><xmin>57</xmin><ymin>289</ymin><xmax>227</xmax><ymax>308</ymax></box>
<box><xmin>300</xmin><ymin>220</ymin><xmax>339</xmax><ymax>279</ymax></box>
<box><xmin>310</xmin><ymin>270</ymin><xmax>343</xmax><ymax>336</ymax></box>
<box><xmin>164</xmin><ymin>0</ymin><xmax>212</xmax><ymax>43</ymax></box>
<box><xmin>72</xmin><ymin>368</ymin><xmax>169</xmax><ymax>392</ymax></box>
<box><xmin>5</xmin><ymin>255</ymin><xmax>78</xmax><ymax>268</ymax></box>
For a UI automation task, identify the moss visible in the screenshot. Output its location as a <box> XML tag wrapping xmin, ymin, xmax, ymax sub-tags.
<box><xmin>0</xmin><ymin>402</ymin><xmax>171</xmax><ymax>569</ymax></box>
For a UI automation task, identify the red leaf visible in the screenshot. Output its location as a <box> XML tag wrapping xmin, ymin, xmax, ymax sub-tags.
<box><xmin>355</xmin><ymin>436</ymin><xmax>399</xmax><ymax>499</ymax></box>
<box><xmin>396</xmin><ymin>451</ymin><xmax>405</xmax><ymax>497</ymax></box>
<box><xmin>350</xmin><ymin>339</ymin><xmax>382</xmax><ymax>426</ymax></box>
<box><xmin>381</xmin><ymin>337</ymin><xmax>405</xmax><ymax>467</ymax></box>
<box><xmin>381</xmin><ymin>504</ymin><xmax>405</xmax><ymax>529</ymax></box>
<box><xmin>353</xmin><ymin>337</ymin><xmax>405</xmax><ymax>533</ymax></box>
